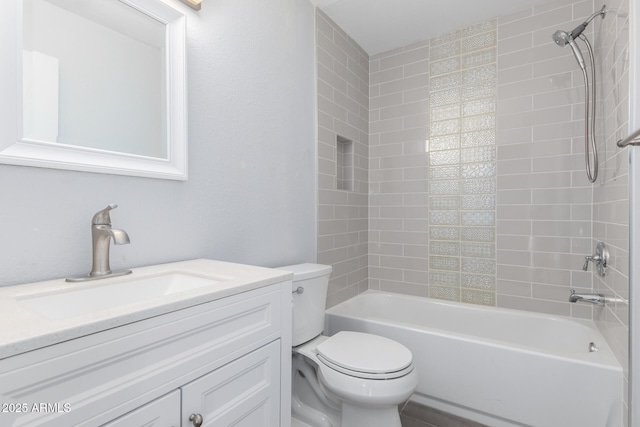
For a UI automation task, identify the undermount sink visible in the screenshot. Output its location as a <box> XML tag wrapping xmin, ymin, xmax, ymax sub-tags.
<box><xmin>18</xmin><ymin>273</ymin><xmax>224</xmax><ymax>320</ymax></box>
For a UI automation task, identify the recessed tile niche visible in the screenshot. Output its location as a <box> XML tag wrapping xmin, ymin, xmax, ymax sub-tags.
<box><xmin>336</xmin><ymin>135</ymin><xmax>354</xmax><ymax>192</ymax></box>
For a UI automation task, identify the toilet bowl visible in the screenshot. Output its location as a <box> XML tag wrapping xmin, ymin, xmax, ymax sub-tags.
<box><xmin>280</xmin><ymin>263</ymin><xmax>418</xmax><ymax>427</ymax></box>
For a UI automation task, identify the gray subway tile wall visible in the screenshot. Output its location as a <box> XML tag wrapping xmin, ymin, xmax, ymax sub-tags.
<box><xmin>318</xmin><ymin>0</ymin><xmax>629</xmax><ymax>421</ymax></box>
<box><xmin>370</xmin><ymin>20</ymin><xmax>498</xmax><ymax>304</ymax></box>
<box><xmin>592</xmin><ymin>0</ymin><xmax>630</xmax><ymax>421</ymax></box>
<box><xmin>316</xmin><ymin>10</ymin><xmax>370</xmax><ymax>308</ymax></box>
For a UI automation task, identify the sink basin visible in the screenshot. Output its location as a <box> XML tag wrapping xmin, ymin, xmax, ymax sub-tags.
<box><xmin>18</xmin><ymin>273</ymin><xmax>223</xmax><ymax>320</ymax></box>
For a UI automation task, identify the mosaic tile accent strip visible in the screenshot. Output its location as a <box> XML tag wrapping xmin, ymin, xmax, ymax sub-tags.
<box><xmin>461</xmin><ymin>31</ymin><xmax>497</xmax><ymax>54</ymax></box>
<box><xmin>462</xmin><ymin>99</ymin><xmax>496</xmax><ymax>117</ymax></box>
<box><xmin>430</xmin><ymin>135</ymin><xmax>461</xmax><ymax>151</ymax></box>
<box><xmin>461</xmin><ymin>195</ymin><xmax>495</xmax><ymax>210</ymax></box>
<box><xmin>461</xmin><ymin>130</ymin><xmax>495</xmax><ymax>147</ymax></box>
<box><xmin>430</xmin><ymin>285</ymin><xmax>461</xmax><ymax>302</ymax></box>
<box><xmin>429</xmin><ymin>271</ymin><xmax>460</xmax><ymax>286</ymax></box>
<box><xmin>461</xmin><ymin>163</ymin><xmax>496</xmax><ymax>179</ymax></box>
<box><xmin>462</xmin><ymin>178</ymin><xmax>496</xmax><ymax>194</ymax></box>
<box><xmin>431</xmin><ymin>41</ymin><xmax>461</xmax><ymax>61</ymax></box>
<box><xmin>431</xmin><ymin>30</ymin><xmax>461</xmax><ymax>47</ymax></box>
<box><xmin>431</xmin><ymin>73</ymin><xmax>463</xmax><ymax>92</ymax></box>
<box><xmin>430</xmin><ymin>150</ymin><xmax>460</xmax><ymax>166</ymax></box>
<box><xmin>431</xmin><ymin>57</ymin><xmax>461</xmax><ymax>76</ymax></box>
<box><xmin>428</xmin><ymin>18</ymin><xmax>497</xmax><ymax>305</ymax></box>
<box><xmin>462</xmin><ymin>50</ymin><xmax>496</xmax><ymax>69</ymax></box>
<box><xmin>430</xmin><ymin>88</ymin><xmax>462</xmax><ymax>107</ymax></box>
<box><xmin>461</xmin><ymin>227</ymin><xmax>494</xmax><ymax>242</ymax></box>
<box><xmin>430</xmin><ymin>227</ymin><xmax>460</xmax><ymax>241</ymax></box>
<box><xmin>461</xmin><ymin>242</ymin><xmax>495</xmax><ymax>258</ymax></box>
<box><xmin>460</xmin><ymin>19</ymin><xmax>496</xmax><ymax>38</ymax></box>
<box><xmin>430</xmin><ymin>196</ymin><xmax>460</xmax><ymax>210</ymax></box>
<box><xmin>430</xmin><ymin>256</ymin><xmax>460</xmax><ymax>271</ymax></box>
<box><xmin>461</xmin><ymin>146</ymin><xmax>495</xmax><ymax>164</ymax></box>
<box><xmin>430</xmin><ymin>179</ymin><xmax>461</xmax><ymax>194</ymax></box>
<box><xmin>461</xmin><ymin>273</ymin><xmax>495</xmax><ymax>290</ymax></box>
<box><xmin>461</xmin><ymin>257</ymin><xmax>495</xmax><ymax>275</ymax></box>
<box><xmin>429</xmin><ymin>211</ymin><xmax>460</xmax><ymax>225</ymax></box>
<box><xmin>461</xmin><ymin>211</ymin><xmax>495</xmax><ymax>226</ymax></box>
<box><xmin>430</xmin><ymin>241</ymin><xmax>460</xmax><ymax>256</ymax></box>
<box><xmin>461</xmin><ymin>289</ymin><xmax>495</xmax><ymax>306</ymax></box>
<box><xmin>430</xmin><ymin>165</ymin><xmax>461</xmax><ymax>180</ymax></box>
<box><xmin>431</xmin><ymin>104</ymin><xmax>461</xmax><ymax>122</ymax></box>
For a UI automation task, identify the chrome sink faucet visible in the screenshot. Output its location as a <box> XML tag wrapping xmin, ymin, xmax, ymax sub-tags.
<box><xmin>66</xmin><ymin>204</ymin><xmax>132</xmax><ymax>282</ymax></box>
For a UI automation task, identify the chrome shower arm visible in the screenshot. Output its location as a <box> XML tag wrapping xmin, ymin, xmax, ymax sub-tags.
<box><xmin>571</xmin><ymin>5</ymin><xmax>608</xmax><ymax>38</ymax></box>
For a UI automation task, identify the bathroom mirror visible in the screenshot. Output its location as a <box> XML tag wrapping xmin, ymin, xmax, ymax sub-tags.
<box><xmin>0</xmin><ymin>0</ymin><xmax>187</xmax><ymax>180</ymax></box>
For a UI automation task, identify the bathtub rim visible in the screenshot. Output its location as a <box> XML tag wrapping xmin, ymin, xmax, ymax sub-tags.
<box><xmin>325</xmin><ymin>290</ymin><xmax>622</xmax><ymax>369</ymax></box>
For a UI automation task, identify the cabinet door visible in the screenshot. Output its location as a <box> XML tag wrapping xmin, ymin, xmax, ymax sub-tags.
<box><xmin>182</xmin><ymin>340</ymin><xmax>280</xmax><ymax>427</ymax></box>
<box><xmin>102</xmin><ymin>390</ymin><xmax>180</xmax><ymax>427</ymax></box>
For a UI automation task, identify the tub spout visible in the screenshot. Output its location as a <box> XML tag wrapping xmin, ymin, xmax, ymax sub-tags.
<box><xmin>569</xmin><ymin>289</ymin><xmax>605</xmax><ymax>305</ymax></box>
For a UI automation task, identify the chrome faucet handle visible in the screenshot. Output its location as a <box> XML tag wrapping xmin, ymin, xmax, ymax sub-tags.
<box><xmin>582</xmin><ymin>242</ymin><xmax>609</xmax><ymax>277</ymax></box>
<box><xmin>92</xmin><ymin>204</ymin><xmax>118</xmax><ymax>225</ymax></box>
<box><xmin>583</xmin><ymin>254</ymin><xmax>601</xmax><ymax>270</ymax></box>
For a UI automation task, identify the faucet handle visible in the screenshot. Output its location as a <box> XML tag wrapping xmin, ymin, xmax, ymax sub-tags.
<box><xmin>92</xmin><ymin>204</ymin><xmax>118</xmax><ymax>225</ymax></box>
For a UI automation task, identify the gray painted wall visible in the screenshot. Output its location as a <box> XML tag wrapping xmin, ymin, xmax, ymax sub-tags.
<box><xmin>0</xmin><ymin>0</ymin><xmax>317</xmax><ymax>286</ymax></box>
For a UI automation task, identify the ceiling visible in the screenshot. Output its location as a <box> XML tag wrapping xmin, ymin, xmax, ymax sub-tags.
<box><xmin>309</xmin><ymin>0</ymin><xmax>554</xmax><ymax>55</ymax></box>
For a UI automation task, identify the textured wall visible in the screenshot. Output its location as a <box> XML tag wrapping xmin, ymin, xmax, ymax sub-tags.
<box><xmin>315</xmin><ymin>10</ymin><xmax>370</xmax><ymax>307</ymax></box>
<box><xmin>0</xmin><ymin>0</ymin><xmax>317</xmax><ymax>286</ymax></box>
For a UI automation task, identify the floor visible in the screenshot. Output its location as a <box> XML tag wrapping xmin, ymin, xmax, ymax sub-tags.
<box><xmin>291</xmin><ymin>400</ymin><xmax>489</xmax><ymax>427</ymax></box>
<box><xmin>399</xmin><ymin>401</ymin><xmax>489</xmax><ymax>427</ymax></box>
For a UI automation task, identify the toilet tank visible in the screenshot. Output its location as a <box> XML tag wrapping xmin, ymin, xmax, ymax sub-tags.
<box><xmin>279</xmin><ymin>263</ymin><xmax>332</xmax><ymax>346</ymax></box>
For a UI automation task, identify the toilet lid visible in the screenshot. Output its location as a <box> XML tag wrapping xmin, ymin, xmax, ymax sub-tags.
<box><xmin>316</xmin><ymin>331</ymin><xmax>413</xmax><ymax>378</ymax></box>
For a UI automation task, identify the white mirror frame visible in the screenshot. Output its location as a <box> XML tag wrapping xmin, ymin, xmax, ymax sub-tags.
<box><xmin>0</xmin><ymin>0</ymin><xmax>188</xmax><ymax>180</ymax></box>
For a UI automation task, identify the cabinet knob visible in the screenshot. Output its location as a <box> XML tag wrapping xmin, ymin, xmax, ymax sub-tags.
<box><xmin>189</xmin><ymin>413</ymin><xmax>203</xmax><ymax>427</ymax></box>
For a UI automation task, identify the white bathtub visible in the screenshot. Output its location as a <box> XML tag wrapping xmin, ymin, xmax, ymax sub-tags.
<box><xmin>325</xmin><ymin>291</ymin><xmax>623</xmax><ymax>427</ymax></box>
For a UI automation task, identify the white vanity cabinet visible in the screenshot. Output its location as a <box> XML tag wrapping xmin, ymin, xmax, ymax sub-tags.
<box><xmin>181</xmin><ymin>340</ymin><xmax>281</xmax><ymax>427</ymax></box>
<box><xmin>105</xmin><ymin>340</ymin><xmax>280</xmax><ymax>427</ymax></box>
<box><xmin>0</xmin><ymin>280</ymin><xmax>292</xmax><ymax>427</ymax></box>
<box><xmin>102</xmin><ymin>391</ymin><xmax>181</xmax><ymax>427</ymax></box>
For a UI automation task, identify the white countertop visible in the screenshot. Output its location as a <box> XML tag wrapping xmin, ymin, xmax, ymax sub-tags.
<box><xmin>0</xmin><ymin>259</ymin><xmax>292</xmax><ymax>359</ymax></box>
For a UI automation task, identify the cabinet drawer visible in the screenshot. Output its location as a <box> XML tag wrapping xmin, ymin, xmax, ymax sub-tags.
<box><xmin>101</xmin><ymin>390</ymin><xmax>180</xmax><ymax>427</ymax></box>
<box><xmin>0</xmin><ymin>285</ymin><xmax>282</xmax><ymax>427</ymax></box>
<box><xmin>182</xmin><ymin>340</ymin><xmax>280</xmax><ymax>427</ymax></box>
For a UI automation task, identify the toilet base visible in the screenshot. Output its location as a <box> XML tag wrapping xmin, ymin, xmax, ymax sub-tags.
<box><xmin>341</xmin><ymin>403</ymin><xmax>402</xmax><ymax>427</ymax></box>
<box><xmin>292</xmin><ymin>353</ymin><xmax>410</xmax><ymax>427</ymax></box>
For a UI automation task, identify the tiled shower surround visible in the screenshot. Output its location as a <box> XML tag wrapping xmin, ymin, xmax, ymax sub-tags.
<box><xmin>426</xmin><ymin>21</ymin><xmax>498</xmax><ymax>304</ymax></box>
<box><xmin>368</xmin><ymin>20</ymin><xmax>500</xmax><ymax>303</ymax></box>
<box><xmin>317</xmin><ymin>0</ymin><xmax>629</xmax><ymax>418</ymax></box>
<box><xmin>316</xmin><ymin>10</ymin><xmax>369</xmax><ymax>307</ymax></box>
<box><xmin>593</xmin><ymin>0</ymin><xmax>630</xmax><ymax>419</ymax></box>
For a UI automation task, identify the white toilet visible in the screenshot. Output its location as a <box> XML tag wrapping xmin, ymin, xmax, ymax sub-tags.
<box><xmin>281</xmin><ymin>263</ymin><xmax>418</xmax><ymax>427</ymax></box>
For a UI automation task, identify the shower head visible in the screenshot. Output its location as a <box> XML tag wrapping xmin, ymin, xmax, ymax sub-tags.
<box><xmin>551</xmin><ymin>5</ymin><xmax>607</xmax><ymax>71</ymax></box>
<box><xmin>552</xmin><ymin>29</ymin><xmax>571</xmax><ymax>47</ymax></box>
<box><xmin>552</xmin><ymin>30</ymin><xmax>586</xmax><ymax>70</ymax></box>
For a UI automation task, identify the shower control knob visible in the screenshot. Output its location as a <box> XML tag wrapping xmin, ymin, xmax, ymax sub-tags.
<box><xmin>189</xmin><ymin>413</ymin><xmax>203</xmax><ymax>427</ymax></box>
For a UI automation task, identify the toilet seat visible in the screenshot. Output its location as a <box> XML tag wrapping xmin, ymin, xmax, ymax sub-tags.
<box><xmin>316</xmin><ymin>331</ymin><xmax>414</xmax><ymax>380</ymax></box>
<box><xmin>293</xmin><ymin>332</ymin><xmax>418</xmax><ymax>408</ymax></box>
